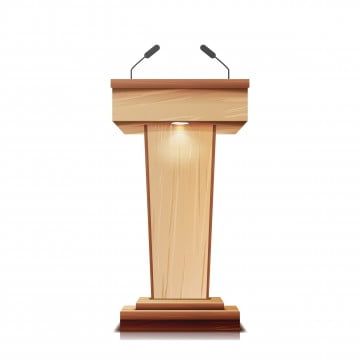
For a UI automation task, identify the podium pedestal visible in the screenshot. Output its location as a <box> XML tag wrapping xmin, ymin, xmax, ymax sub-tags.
<box><xmin>120</xmin><ymin>301</ymin><xmax>240</xmax><ymax>332</ymax></box>
<box><xmin>112</xmin><ymin>79</ymin><xmax>249</xmax><ymax>332</ymax></box>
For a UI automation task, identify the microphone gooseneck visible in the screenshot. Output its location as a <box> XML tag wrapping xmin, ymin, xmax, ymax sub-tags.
<box><xmin>130</xmin><ymin>45</ymin><xmax>160</xmax><ymax>79</ymax></box>
<box><xmin>200</xmin><ymin>44</ymin><xmax>230</xmax><ymax>79</ymax></box>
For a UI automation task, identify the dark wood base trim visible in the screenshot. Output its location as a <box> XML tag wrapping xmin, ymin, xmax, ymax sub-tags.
<box><xmin>120</xmin><ymin>304</ymin><xmax>240</xmax><ymax>332</ymax></box>
<box><xmin>120</xmin><ymin>319</ymin><xmax>240</xmax><ymax>332</ymax></box>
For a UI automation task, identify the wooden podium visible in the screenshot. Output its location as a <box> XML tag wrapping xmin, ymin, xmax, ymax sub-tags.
<box><xmin>111</xmin><ymin>79</ymin><xmax>249</xmax><ymax>331</ymax></box>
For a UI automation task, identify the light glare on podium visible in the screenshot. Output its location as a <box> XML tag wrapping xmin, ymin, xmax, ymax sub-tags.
<box><xmin>171</xmin><ymin>121</ymin><xmax>189</xmax><ymax>126</ymax></box>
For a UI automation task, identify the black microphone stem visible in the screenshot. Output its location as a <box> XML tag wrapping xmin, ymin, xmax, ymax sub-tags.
<box><xmin>130</xmin><ymin>56</ymin><xmax>145</xmax><ymax>79</ymax></box>
<box><xmin>215</xmin><ymin>57</ymin><xmax>230</xmax><ymax>79</ymax></box>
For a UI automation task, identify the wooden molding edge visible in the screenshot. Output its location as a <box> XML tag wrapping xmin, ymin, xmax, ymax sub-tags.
<box><xmin>111</xmin><ymin>79</ymin><xmax>250</xmax><ymax>89</ymax></box>
<box><xmin>136</xmin><ymin>297</ymin><xmax>224</xmax><ymax>310</ymax></box>
<box><xmin>120</xmin><ymin>305</ymin><xmax>240</xmax><ymax>332</ymax></box>
<box><xmin>114</xmin><ymin>122</ymin><xmax>246</xmax><ymax>135</ymax></box>
<box><xmin>119</xmin><ymin>319</ymin><xmax>240</xmax><ymax>332</ymax></box>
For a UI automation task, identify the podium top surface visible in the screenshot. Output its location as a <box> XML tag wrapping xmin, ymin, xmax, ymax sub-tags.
<box><xmin>111</xmin><ymin>79</ymin><xmax>249</xmax><ymax>89</ymax></box>
<box><xmin>111</xmin><ymin>79</ymin><xmax>249</xmax><ymax>134</ymax></box>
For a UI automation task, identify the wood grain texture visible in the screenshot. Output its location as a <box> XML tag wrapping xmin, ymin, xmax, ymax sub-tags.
<box><xmin>121</xmin><ymin>306</ymin><xmax>239</xmax><ymax>320</ymax></box>
<box><xmin>119</xmin><ymin>319</ymin><xmax>240</xmax><ymax>332</ymax></box>
<box><xmin>111</xmin><ymin>79</ymin><xmax>249</xmax><ymax>89</ymax></box>
<box><xmin>136</xmin><ymin>297</ymin><xmax>224</xmax><ymax>310</ymax></box>
<box><xmin>146</xmin><ymin>123</ymin><xmax>215</xmax><ymax>299</ymax></box>
<box><xmin>112</xmin><ymin>88</ymin><xmax>247</xmax><ymax>124</ymax></box>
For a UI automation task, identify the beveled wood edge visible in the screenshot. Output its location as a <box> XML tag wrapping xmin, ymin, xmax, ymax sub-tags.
<box><xmin>206</xmin><ymin>125</ymin><xmax>216</xmax><ymax>297</ymax></box>
<box><xmin>121</xmin><ymin>305</ymin><xmax>239</xmax><ymax>320</ymax></box>
<box><xmin>114</xmin><ymin>121</ymin><xmax>246</xmax><ymax>135</ymax></box>
<box><xmin>144</xmin><ymin>125</ymin><xmax>154</xmax><ymax>298</ymax></box>
<box><xmin>136</xmin><ymin>297</ymin><xmax>224</xmax><ymax>310</ymax></box>
<box><xmin>111</xmin><ymin>79</ymin><xmax>250</xmax><ymax>89</ymax></box>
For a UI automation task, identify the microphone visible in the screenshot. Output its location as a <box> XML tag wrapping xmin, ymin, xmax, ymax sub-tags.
<box><xmin>130</xmin><ymin>45</ymin><xmax>160</xmax><ymax>79</ymax></box>
<box><xmin>144</xmin><ymin>45</ymin><xmax>160</xmax><ymax>58</ymax></box>
<box><xmin>200</xmin><ymin>45</ymin><xmax>230</xmax><ymax>79</ymax></box>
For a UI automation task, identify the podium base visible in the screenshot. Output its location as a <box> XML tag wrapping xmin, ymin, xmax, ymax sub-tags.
<box><xmin>119</xmin><ymin>301</ymin><xmax>240</xmax><ymax>332</ymax></box>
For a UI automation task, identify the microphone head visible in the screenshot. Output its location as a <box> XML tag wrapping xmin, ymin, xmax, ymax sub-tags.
<box><xmin>200</xmin><ymin>44</ymin><xmax>216</xmax><ymax>58</ymax></box>
<box><xmin>144</xmin><ymin>45</ymin><xmax>160</xmax><ymax>58</ymax></box>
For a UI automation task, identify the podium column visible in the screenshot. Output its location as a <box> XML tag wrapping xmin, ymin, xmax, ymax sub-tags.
<box><xmin>145</xmin><ymin>123</ymin><xmax>215</xmax><ymax>299</ymax></box>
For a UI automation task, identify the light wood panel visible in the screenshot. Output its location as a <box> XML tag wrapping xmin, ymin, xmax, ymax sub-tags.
<box><xmin>146</xmin><ymin>123</ymin><xmax>215</xmax><ymax>299</ymax></box>
<box><xmin>113</xmin><ymin>88</ymin><xmax>247</xmax><ymax>124</ymax></box>
<box><xmin>136</xmin><ymin>297</ymin><xmax>224</xmax><ymax>310</ymax></box>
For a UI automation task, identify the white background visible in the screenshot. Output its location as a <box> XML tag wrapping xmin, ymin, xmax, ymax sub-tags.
<box><xmin>1</xmin><ymin>0</ymin><xmax>360</xmax><ymax>358</ymax></box>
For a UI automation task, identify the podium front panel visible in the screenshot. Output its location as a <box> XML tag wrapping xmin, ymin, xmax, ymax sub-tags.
<box><xmin>145</xmin><ymin>123</ymin><xmax>215</xmax><ymax>299</ymax></box>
